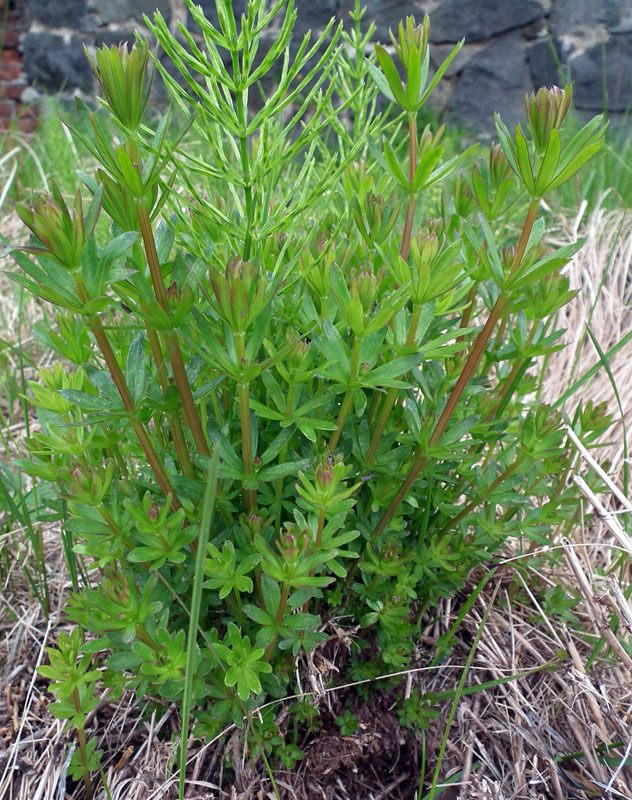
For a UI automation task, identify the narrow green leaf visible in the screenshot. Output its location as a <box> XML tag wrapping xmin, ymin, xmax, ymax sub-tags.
<box><xmin>514</xmin><ymin>126</ymin><xmax>535</xmax><ymax>195</ymax></box>
<box><xmin>534</xmin><ymin>127</ymin><xmax>561</xmax><ymax>195</ymax></box>
<box><xmin>383</xmin><ymin>139</ymin><xmax>409</xmax><ymax>189</ymax></box>
<box><xmin>126</xmin><ymin>332</ymin><xmax>146</xmax><ymax>407</ymax></box>
<box><xmin>373</xmin><ymin>45</ymin><xmax>407</xmax><ymax>107</ymax></box>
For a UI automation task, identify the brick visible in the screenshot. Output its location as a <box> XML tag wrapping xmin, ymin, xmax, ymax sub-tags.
<box><xmin>0</xmin><ymin>100</ymin><xmax>14</xmax><ymax>118</ymax></box>
<box><xmin>2</xmin><ymin>30</ymin><xmax>19</xmax><ymax>49</ymax></box>
<box><xmin>17</xmin><ymin>105</ymin><xmax>39</xmax><ymax>133</ymax></box>
<box><xmin>6</xmin><ymin>14</ymin><xmax>27</xmax><ymax>29</ymax></box>
<box><xmin>0</xmin><ymin>83</ymin><xmax>25</xmax><ymax>100</ymax></box>
<box><xmin>1</xmin><ymin>47</ymin><xmax>22</xmax><ymax>64</ymax></box>
<box><xmin>0</xmin><ymin>64</ymin><xmax>22</xmax><ymax>81</ymax></box>
<box><xmin>17</xmin><ymin>114</ymin><xmax>39</xmax><ymax>133</ymax></box>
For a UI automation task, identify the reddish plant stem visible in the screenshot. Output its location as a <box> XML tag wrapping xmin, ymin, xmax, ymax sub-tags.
<box><xmin>234</xmin><ymin>331</ymin><xmax>257</xmax><ymax>512</ymax></box>
<box><xmin>135</xmin><ymin>200</ymin><xmax>210</xmax><ymax>458</ymax></box>
<box><xmin>373</xmin><ymin>200</ymin><xmax>540</xmax><ymax>536</ymax></box>
<box><xmin>76</xmin><ymin>279</ymin><xmax>180</xmax><ymax>508</ymax></box>
<box><xmin>90</xmin><ymin>323</ymin><xmax>181</xmax><ymax>509</ymax></box>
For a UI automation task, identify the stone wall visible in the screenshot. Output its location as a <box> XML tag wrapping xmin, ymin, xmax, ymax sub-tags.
<box><xmin>9</xmin><ymin>0</ymin><xmax>632</xmax><ymax>134</ymax></box>
<box><xmin>0</xmin><ymin>0</ymin><xmax>37</xmax><ymax>131</ymax></box>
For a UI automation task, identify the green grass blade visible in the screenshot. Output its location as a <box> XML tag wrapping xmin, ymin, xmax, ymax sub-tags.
<box><xmin>178</xmin><ymin>446</ymin><xmax>220</xmax><ymax>800</ymax></box>
<box><xmin>584</xmin><ymin>324</ymin><xmax>629</xmax><ymax>496</ymax></box>
<box><xmin>423</xmin><ymin>577</ymin><xmax>500</xmax><ymax>799</ymax></box>
<box><xmin>552</xmin><ymin>328</ymin><xmax>632</xmax><ymax>411</ymax></box>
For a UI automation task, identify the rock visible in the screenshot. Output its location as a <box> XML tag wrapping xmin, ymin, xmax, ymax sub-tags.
<box><xmin>26</xmin><ymin>0</ymin><xmax>87</xmax><ymax>28</ymax></box>
<box><xmin>549</xmin><ymin>0</ymin><xmax>630</xmax><ymax>35</ymax></box>
<box><xmin>570</xmin><ymin>32</ymin><xmax>632</xmax><ymax>110</ymax></box>
<box><xmin>186</xmin><ymin>0</ymin><xmax>248</xmax><ymax>34</ymax></box>
<box><xmin>94</xmin><ymin>29</ymin><xmax>137</xmax><ymax>48</ymax></box>
<box><xmin>430</xmin><ymin>0</ymin><xmax>545</xmax><ymax>44</ymax></box>
<box><xmin>526</xmin><ymin>37</ymin><xmax>565</xmax><ymax>90</ymax></box>
<box><xmin>449</xmin><ymin>31</ymin><xmax>531</xmax><ymax>134</ymax></box>
<box><xmin>23</xmin><ymin>33</ymin><xmax>94</xmax><ymax>93</ymax></box>
<box><xmin>337</xmin><ymin>0</ymin><xmax>427</xmax><ymax>42</ymax></box>
<box><xmin>90</xmin><ymin>0</ymin><xmax>171</xmax><ymax>26</ymax></box>
<box><xmin>430</xmin><ymin>41</ymin><xmax>488</xmax><ymax>78</ymax></box>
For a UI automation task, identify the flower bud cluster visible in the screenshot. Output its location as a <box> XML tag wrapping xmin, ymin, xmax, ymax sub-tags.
<box><xmin>17</xmin><ymin>184</ymin><xmax>98</xmax><ymax>272</ymax></box>
<box><xmin>526</xmin><ymin>85</ymin><xmax>572</xmax><ymax>155</ymax></box>
<box><xmin>210</xmin><ymin>257</ymin><xmax>268</xmax><ymax>333</ymax></box>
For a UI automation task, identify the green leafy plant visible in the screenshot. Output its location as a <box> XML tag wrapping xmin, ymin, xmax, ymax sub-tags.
<box><xmin>37</xmin><ymin>628</ymin><xmax>102</xmax><ymax>799</ymax></box>
<box><xmin>8</xmin><ymin>0</ymin><xmax>609</xmax><ymax>792</ymax></box>
<box><xmin>335</xmin><ymin>708</ymin><xmax>359</xmax><ymax>735</ymax></box>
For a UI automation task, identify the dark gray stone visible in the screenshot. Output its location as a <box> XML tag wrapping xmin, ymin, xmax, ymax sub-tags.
<box><xmin>186</xmin><ymin>0</ymin><xmax>248</xmax><ymax>34</ymax></box>
<box><xmin>430</xmin><ymin>41</ymin><xmax>488</xmax><ymax>78</ymax></box>
<box><xmin>23</xmin><ymin>33</ymin><xmax>94</xmax><ymax>93</ymax></box>
<box><xmin>549</xmin><ymin>0</ymin><xmax>630</xmax><ymax>34</ymax></box>
<box><xmin>430</xmin><ymin>0</ymin><xmax>545</xmax><ymax>44</ymax></box>
<box><xmin>449</xmin><ymin>32</ymin><xmax>531</xmax><ymax>134</ymax></box>
<box><xmin>337</xmin><ymin>0</ymin><xmax>429</xmax><ymax>42</ymax></box>
<box><xmin>294</xmin><ymin>0</ymin><xmax>338</xmax><ymax>33</ymax></box>
<box><xmin>527</xmin><ymin>38</ymin><xmax>566</xmax><ymax>90</ymax></box>
<box><xmin>16</xmin><ymin>0</ymin><xmax>632</xmax><ymax>137</ymax></box>
<box><xmin>94</xmin><ymin>29</ymin><xmax>137</xmax><ymax>48</ymax></box>
<box><xmin>90</xmin><ymin>0</ymin><xmax>171</xmax><ymax>26</ymax></box>
<box><xmin>569</xmin><ymin>32</ymin><xmax>632</xmax><ymax>110</ymax></box>
<box><xmin>26</xmin><ymin>0</ymin><xmax>86</xmax><ymax>27</ymax></box>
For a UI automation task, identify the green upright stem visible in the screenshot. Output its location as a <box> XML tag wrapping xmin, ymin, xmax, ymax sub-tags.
<box><xmin>169</xmin><ymin>407</ymin><xmax>195</xmax><ymax>479</ymax></box>
<box><xmin>365</xmin><ymin>304</ymin><xmax>422</xmax><ymax>465</ymax></box>
<box><xmin>437</xmin><ymin>456</ymin><xmax>524</xmax><ymax>536</ymax></box>
<box><xmin>458</xmin><ymin>283</ymin><xmax>478</xmax><ymax>338</ymax></box>
<box><xmin>373</xmin><ymin>200</ymin><xmax>540</xmax><ymax>536</ymax></box>
<box><xmin>400</xmin><ymin>114</ymin><xmax>418</xmax><ymax>262</ymax></box>
<box><xmin>236</xmin><ymin>88</ymin><xmax>254</xmax><ymax>260</ymax></box>
<box><xmin>315</xmin><ymin>506</ymin><xmax>326</xmax><ymax>549</ymax></box>
<box><xmin>264</xmin><ymin>582</ymin><xmax>290</xmax><ymax>662</ymax></box>
<box><xmin>329</xmin><ymin>337</ymin><xmax>362</xmax><ymax>452</ymax></box>
<box><xmin>275</xmin><ymin>385</ymin><xmax>295</xmax><ymax>528</ymax></box>
<box><xmin>135</xmin><ymin>200</ymin><xmax>210</xmax><ymax>458</ymax></box>
<box><xmin>146</xmin><ymin>326</ymin><xmax>194</xmax><ymax>478</ymax></box>
<box><xmin>72</xmin><ymin>694</ymin><xmax>93</xmax><ymax>800</ymax></box>
<box><xmin>487</xmin><ymin>323</ymin><xmax>538</xmax><ymax>421</ymax></box>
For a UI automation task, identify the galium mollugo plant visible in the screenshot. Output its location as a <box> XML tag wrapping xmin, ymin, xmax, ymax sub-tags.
<box><xmin>8</xmin><ymin>0</ymin><xmax>610</xmax><ymax>789</ymax></box>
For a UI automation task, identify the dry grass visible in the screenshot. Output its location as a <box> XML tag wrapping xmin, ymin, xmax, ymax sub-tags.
<box><xmin>542</xmin><ymin>191</ymin><xmax>632</xmax><ymax>471</ymax></box>
<box><xmin>2</xmin><ymin>197</ymin><xmax>632</xmax><ymax>799</ymax></box>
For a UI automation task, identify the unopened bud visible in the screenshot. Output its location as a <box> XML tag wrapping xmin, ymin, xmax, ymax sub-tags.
<box><xmin>526</xmin><ymin>85</ymin><xmax>572</xmax><ymax>153</ymax></box>
<box><xmin>315</xmin><ymin>461</ymin><xmax>334</xmax><ymax>489</ymax></box>
<box><xmin>166</xmin><ymin>282</ymin><xmax>181</xmax><ymax>302</ymax></box>
<box><xmin>391</xmin><ymin>14</ymin><xmax>430</xmax><ymax>72</ymax></box>
<box><xmin>418</xmin><ymin>124</ymin><xmax>444</xmax><ymax>158</ymax></box>
<box><xmin>489</xmin><ymin>143</ymin><xmax>511</xmax><ymax>188</ymax></box>
<box><xmin>88</xmin><ymin>40</ymin><xmax>151</xmax><ymax>131</ymax></box>
<box><xmin>288</xmin><ymin>332</ymin><xmax>311</xmax><ymax>371</ymax></box>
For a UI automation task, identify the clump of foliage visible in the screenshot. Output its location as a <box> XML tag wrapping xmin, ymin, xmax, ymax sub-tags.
<box><xmin>6</xmin><ymin>0</ymin><xmax>608</xmax><ymax>795</ymax></box>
